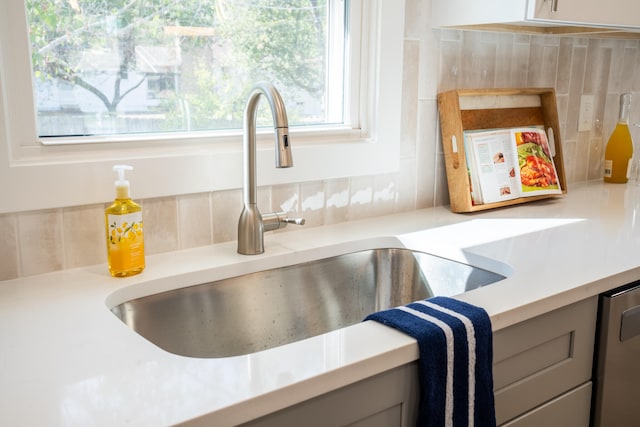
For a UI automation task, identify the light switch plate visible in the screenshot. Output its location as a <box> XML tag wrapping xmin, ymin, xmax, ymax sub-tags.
<box><xmin>578</xmin><ymin>94</ymin><xmax>595</xmax><ymax>132</ymax></box>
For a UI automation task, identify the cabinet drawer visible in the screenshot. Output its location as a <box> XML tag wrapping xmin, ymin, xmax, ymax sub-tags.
<box><xmin>241</xmin><ymin>363</ymin><xmax>419</xmax><ymax>427</ymax></box>
<box><xmin>501</xmin><ymin>382</ymin><xmax>592</xmax><ymax>427</ymax></box>
<box><xmin>493</xmin><ymin>297</ymin><xmax>597</xmax><ymax>425</ymax></box>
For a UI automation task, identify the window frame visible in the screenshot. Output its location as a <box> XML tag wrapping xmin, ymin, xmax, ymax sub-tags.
<box><xmin>0</xmin><ymin>0</ymin><xmax>405</xmax><ymax>214</ymax></box>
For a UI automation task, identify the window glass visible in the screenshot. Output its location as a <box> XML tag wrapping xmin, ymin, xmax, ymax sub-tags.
<box><xmin>26</xmin><ymin>0</ymin><xmax>345</xmax><ymax>137</ymax></box>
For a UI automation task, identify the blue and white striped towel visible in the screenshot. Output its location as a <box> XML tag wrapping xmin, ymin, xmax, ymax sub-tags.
<box><xmin>364</xmin><ymin>296</ymin><xmax>496</xmax><ymax>427</ymax></box>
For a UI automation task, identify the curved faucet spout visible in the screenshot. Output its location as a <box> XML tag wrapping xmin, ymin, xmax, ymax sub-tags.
<box><xmin>237</xmin><ymin>82</ymin><xmax>303</xmax><ymax>255</ymax></box>
<box><xmin>243</xmin><ymin>82</ymin><xmax>292</xmax><ymax>207</ymax></box>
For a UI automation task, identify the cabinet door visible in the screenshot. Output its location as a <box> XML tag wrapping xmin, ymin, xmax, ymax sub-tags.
<box><xmin>530</xmin><ymin>0</ymin><xmax>640</xmax><ymax>28</ymax></box>
<box><xmin>501</xmin><ymin>382</ymin><xmax>592</xmax><ymax>427</ymax></box>
<box><xmin>241</xmin><ymin>363</ymin><xmax>419</xmax><ymax>427</ymax></box>
<box><xmin>492</xmin><ymin>297</ymin><xmax>597</xmax><ymax>425</ymax></box>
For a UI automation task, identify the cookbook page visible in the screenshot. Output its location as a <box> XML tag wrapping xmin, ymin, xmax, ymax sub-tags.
<box><xmin>465</xmin><ymin>129</ymin><xmax>520</xmax><ymax>204</ymax></box>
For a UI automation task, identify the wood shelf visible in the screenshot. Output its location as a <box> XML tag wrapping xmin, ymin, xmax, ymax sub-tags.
<box><xmin>437</xmin><ymin>88</ymin><xmax>567</xmax><ymax>213</ymax></box>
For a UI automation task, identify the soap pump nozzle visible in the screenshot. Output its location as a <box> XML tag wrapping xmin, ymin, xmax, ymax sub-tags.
<box><xmin>113</xmin><ymin>165</ymin><xmax>133</xmax><ymax>199</ymax></box>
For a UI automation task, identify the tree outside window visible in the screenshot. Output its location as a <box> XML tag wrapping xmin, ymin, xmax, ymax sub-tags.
<box><xmin>26</xmin><ymin>0</ymin><xmax>341</xmax><ymax>137</ymax></box>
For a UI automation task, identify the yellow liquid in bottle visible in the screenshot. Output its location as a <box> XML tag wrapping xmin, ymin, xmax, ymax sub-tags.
<box><xmin>105</xmin><ymin>198</ymin><xmax>145</xmax><ymax>277</ymax></box>
<box><xmin>604</xmin><ymin>122</ymin><xmax>633</xmax><ymax>183</ymax></box>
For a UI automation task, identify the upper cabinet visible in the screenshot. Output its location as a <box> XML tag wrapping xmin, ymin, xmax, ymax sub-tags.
<box><xmin>432</xmin><ymin>0</ymin><xmax>640</xmax><ymax>33</ymax></box>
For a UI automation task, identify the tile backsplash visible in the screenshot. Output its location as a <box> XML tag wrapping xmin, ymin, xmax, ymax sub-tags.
<box><xmin>3</xmin><ymin>0</ymin><xmax>640</xmax><ymax>280</ymax></box>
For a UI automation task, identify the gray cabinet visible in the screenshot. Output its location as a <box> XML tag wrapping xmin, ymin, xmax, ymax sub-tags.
<box><xmin>502</xmin><ymin>383</ymin><xmax>592</xmax><ymax>427</ymax></box>
<box><xmin>241</xmin><ymin>363</ymin><xmax>419</xmax><ymax>427</ymax></box>
<box><xmin>493</xmin><ymin>297</ymin><xmax>597</xmax><ymax>425</ymax></box>
<box><xmin>244</xmin><ymin>297</ymin><xmax>597</xmax><ymax>427</ymax></box>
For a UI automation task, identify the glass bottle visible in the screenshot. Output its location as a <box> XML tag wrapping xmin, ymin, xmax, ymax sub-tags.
<box><xmin>604</xmin><ymin>93</ymin><xmax>634</xmax><ymax>183</ymax></box>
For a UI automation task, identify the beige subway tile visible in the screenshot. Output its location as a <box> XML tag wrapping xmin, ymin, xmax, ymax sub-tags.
<box><xmin>348</xmin><ymin>176</ymin><xmax>374</xmax><ymax>221</ymax></box>
<box><xmin>459</xmin><ymin>33</ymin><xmax>480</xmax><ymax>87</ymax></box>
<box><xmin>212</xmin><ymin>189</ymin><xmax>242</xmax><ymax>243</ymax></box>
<box><xmin>396</xmin><ymin>158</ymin><xmax>417</xmax><ymax>213</ymax></box>
<box><xmin>438</xmin><ymin>39</ymin><xmax>462</xmax><ymax>91</ymax></box>
<box><xmin>401</xmin><ymin>39</ymin><xmax>420</xmax><ymax>159</ymax></box>
<box><xmin>142</xmin><ymin>197</ymin><xmax>178</xmax><ymax>255</ymax></box>
<box><xmin>495</xmin><ymin>32</ymin><xmax>516</xmax><ymax>87</ymax></box>
<box><xmin>634</xmin><ymin>44</ymin><xmax>640</xmax><ymax>91</ymax></box>
<box><xmin>566</xmin><ymin>46</ymin><xmax>588</xmax><ymax>143</ymax></box>
<box><xmin>63</xmin><ymin>204</ymin><xmax>105</xmax><ymax>269</ymax></box>
<box><xmin>620</xmin><ymin>47</ymin><xmax>638</xmax><ymax>92</ymax></box>
<box><xmin>404</xmin><ymin>0</ymin><xmax>426</xmax><ymax>40</ymax></box>
<box><xmin>178</xmin><ymin>193</ymin><xmax>212</xmax><ymax>249</ymax></box>
<box><xmin>300</xmin><ymin>181</ymin><xmax>325</xmax><ymax>228</ymax></box>
<box><xmin>324</xmin><ymin>178</ymin><xmax>349</xmax><ymax>225</ymax></box>
<box><xmin>556</xmin><ymin>38</ymin><xmax>574</xmax><ymax>95</ymax></box>
<box><xmin>624</xmin><ymin>39</ymin><xmax>640</xmax><ymax>49</ymax></box>
<box><xmin>583</xmin><ymin>40</ymin><xmax>614</xmax><ymax>141</ymax></box>
<box><xmin>419</xmin><ymin>24</ymin><xmax>440</xmax><ymax>99</ymax></box>
<box><xmin>272</xmin><ymin>183</ymin><xmax>300</xmax><ymax>214</ymax></box>
<box><xmin>555</xmin><ymin>94</ymin><xmax>570</xmax><ymax>140</ymax></box>
<box><xmin>435</xmin><ymin>151</ymin><xmax>450</xmax><ymax>207</ymax></box>
<box><xmin>574</xmin><ymin>37</ymin><xmax>590</xmax><ymax>48</ymax></box>
<box><xmin>271</xmin><ymin>183</ymin><xmax>301</xmax><ymax>234</ymax></box>
<box><xmin>416</xmin><ymin>99</ymin><xmax>438</xmax><ymax>209</ymax></box>
<box><xmin>373</xmin><ymin>174</ymin><xmax>397</xmax><ymax>216</ymax></box>
<box><xmin>561</xmin><ymin>138</ymin><xmax>579</xmax><ymax>183</ymax></box>
<box><xmin>18</xmin><ymin>209</ymin><xmax>63</xmax><ymax>277</ymax></box>
<box><xmin>583</xmin><ymin>39</ymin><xmax>605</xmax><ymax>94</ymax></box>
<box><xmin>587</xmin><ymin>135</ymin><xmax>605</xmax><ymax>182</ymax></box>
<box><xmin>573</xmin><ymin>132</ymin><xmax>591</xmax><ymax>182</ymax></box>
<box><xmin>513</xmin><ymin>33</ymin><xmax>531</xmax><ymax>44</ymax></box>
<box><xmin>511</xmin><ymin>36</ymin><xmax>532</xmax><ymax>87</ymax></box>
<box><xmin>543</xmin><ymin>44</ymin><xmax>560</xmax><ymax>87</ymax></box>
<box><xmin>602</xmin><ymin>93</ymin><xmax>620</xmax><ymax>141</ymax></box>
<box><xmin>436</xmin><ymin>29</ymin><xmax>462</xmax><ymax>43</ymax></box>
<box><xmin>460</xmin><ymin>31</ymin><xmax>497</xmax><ymax>88</ymax></box>
<box><xmin>0</xmin><ymin>214</ymin><xmax>19</xmax><ymax>280</ymax></box>
<box><xmin>607</xmin><ymin>39</ymin><xmax>627</xmax><ymax>93</ymax></box>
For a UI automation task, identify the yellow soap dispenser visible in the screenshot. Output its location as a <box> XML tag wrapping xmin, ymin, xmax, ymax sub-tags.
<box><xmin>105</xmin><ymin>165</ymin><xmax>145</xmax><ymax>277</ymax></box>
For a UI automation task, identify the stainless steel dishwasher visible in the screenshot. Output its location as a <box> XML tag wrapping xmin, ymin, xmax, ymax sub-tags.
<box><xmin>592</xmin><ymin>281</ymin><xmax>640</xmax><ymax>426</ymax></box>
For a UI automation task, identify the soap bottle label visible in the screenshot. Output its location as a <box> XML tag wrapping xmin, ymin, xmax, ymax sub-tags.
<box><xmin>107</xmin><ymin>212</ymin><xmax>144</xmax><ymax>271</ymax></box>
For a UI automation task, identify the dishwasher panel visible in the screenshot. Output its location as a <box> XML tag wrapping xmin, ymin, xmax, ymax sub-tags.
<box><xmin>592</xmin><ymin>282</ymin><xmax>640</xmax><ymax>427</ymax></box>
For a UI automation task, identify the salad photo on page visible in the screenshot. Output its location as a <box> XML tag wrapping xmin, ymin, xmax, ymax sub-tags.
<box><xmin>514</xmin><ymin>129</ymin><xmax>561</xmax><ymax>192</ymax></box>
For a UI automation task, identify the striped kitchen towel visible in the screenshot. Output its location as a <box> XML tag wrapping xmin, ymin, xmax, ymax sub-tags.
<box><xmin>364</xmin><ymin>296</ymin><xmax>496</xmax><ymax>427</ymax></box>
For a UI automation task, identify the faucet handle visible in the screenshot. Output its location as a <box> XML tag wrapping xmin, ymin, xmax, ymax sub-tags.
<box><xmin>282</xmin><ymin>217</ymin><xmax>305</xmax><ymax>226</ymax></box>
<box><xmin>263</xmin><ymin>211</ymin><xmax>305</xmax><ymax>231</ymax></box>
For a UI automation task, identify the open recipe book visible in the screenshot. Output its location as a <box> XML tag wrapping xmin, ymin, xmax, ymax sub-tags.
<box><xmin>464</xmin><ymin>127</ymin><xmax>562</xmax><ymax>205</ymax></box>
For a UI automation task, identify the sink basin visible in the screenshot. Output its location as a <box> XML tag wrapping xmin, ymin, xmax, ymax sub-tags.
<box><xmin>111</xmin><ymin>248</ymin><xmax>505</xmax><ymax>358</ymax></box>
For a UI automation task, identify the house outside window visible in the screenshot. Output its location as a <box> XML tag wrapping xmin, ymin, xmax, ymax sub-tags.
<box><xmin>26</xmin><ymin>0</ymin><xmax>345</xmax><ymax>139</ymax></box>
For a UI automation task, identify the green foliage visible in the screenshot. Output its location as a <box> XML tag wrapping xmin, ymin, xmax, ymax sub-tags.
<box><xmin>218</xmin><ymin>0</ymin><xmax>326</xmax><ymax>95</ymax></box>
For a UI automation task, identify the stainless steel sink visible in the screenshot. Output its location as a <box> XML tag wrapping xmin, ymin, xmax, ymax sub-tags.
<box><xmin>111</xmin><ymin>248</ymin><xmax>505</xmax><ymax>358</ymax></box>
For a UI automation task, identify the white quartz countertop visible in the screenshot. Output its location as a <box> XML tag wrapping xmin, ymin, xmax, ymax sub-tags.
<box><xmin>2</xmin><ymin>180</ymin><xmax>640</xmax><ymax>426</ymax></box>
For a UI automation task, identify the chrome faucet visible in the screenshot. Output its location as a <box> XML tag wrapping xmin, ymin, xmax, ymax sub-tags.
<box><xmin>237</xmin><ymin>82</ymin><xmax>305</xmax><ymax>255</ymax></box>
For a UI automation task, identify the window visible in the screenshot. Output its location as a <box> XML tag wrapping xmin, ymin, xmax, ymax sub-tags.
<box><xmin>0</xmin><ymin>0</ymin><xmax>404</xmax><ymax>214</ymax></box>
<box><xmin>27</xmin><ymin>0</ymin><xmax>345</xmax><ymax>139</ymax></box>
